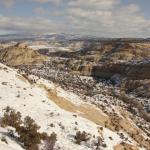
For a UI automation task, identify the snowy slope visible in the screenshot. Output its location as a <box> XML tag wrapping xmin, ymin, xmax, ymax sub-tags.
<box><xmin>0</xmin><ymin>63</ymin><xmax>147</xmax><ymax>150</ymax></box>
<box><xmin>0</xmin><ymin>127</ymin><xmax>24</xmax><ymax>150</ymax></box>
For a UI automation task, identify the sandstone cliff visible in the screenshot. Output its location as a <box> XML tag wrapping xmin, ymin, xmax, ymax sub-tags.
<box><xmin>0</xmin><ymin>43</ymin><xmax>48</xmax><ymax>66</ymax></box>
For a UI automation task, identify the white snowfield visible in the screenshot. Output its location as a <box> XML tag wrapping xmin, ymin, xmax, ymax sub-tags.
<box><xmin>29</xmin><ymin>45</ymin><xmax>71</xmax><ymax>52</ymax></box>
<box><xmin>0</xmin><ymin>63</ymin><xmax>145</xmax><ymax>150</ymax></box>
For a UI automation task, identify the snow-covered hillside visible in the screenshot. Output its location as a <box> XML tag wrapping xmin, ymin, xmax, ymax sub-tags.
<box><xmin>0</xmin><ymin>63</ymin><xmax>148</xmax><ymax>150</ymax></box>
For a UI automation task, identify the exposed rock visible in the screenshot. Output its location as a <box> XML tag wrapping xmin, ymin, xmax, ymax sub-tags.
<box><xmin>0</xmin><ymin>43</ymin><xmax>48</xmax><ymax>66</ymax></box>
<box><xmin>91</xmin><ymin>61</ymin><xmax>150</xmax><ymax>80</ymax></box>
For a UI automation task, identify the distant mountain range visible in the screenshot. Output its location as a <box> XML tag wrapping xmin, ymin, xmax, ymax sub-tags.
<box><xmin>0</xmin><ymin>33</ymin><xmax>150</xmax><ymax>42</ymax></box>
<box><xmin>0</xmin><ymin>33</ymin><xmax>81</xmax><ymax>42</ymax></box>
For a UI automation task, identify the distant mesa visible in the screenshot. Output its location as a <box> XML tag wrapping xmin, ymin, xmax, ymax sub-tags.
<box><xmin>0</xmin><ymin>42</ymin><xmax>48</xmax><ymax>66</ymax></box>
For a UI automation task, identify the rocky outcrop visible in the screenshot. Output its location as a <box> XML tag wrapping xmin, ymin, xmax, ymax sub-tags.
<box><xmin>124</xmin><ymin>79</ymin><xmax>150</xmax><ymax>99</ymax></box>
<box><xmin>91</xmin><ymin>61</ymin><xmax>150</xmax><ymax>80</ymax></box>
<box><xmin>0</xmin><ymin>43</ymin><xmax>48</xmax><ymax>66</ymax></box>
<box><xmin>77</xmin><ymin>61</ymin><xmax>150</xmax><ymax>80</ymax></box>
<box><xmin>76</xmin><ymin>61</ymin><xmax>150</xmax><ymax>101</ymax></box>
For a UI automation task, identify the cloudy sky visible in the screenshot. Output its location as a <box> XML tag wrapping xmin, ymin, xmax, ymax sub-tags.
<box><xmin>0</xmin><ymin>0</ymin><xmax>150</xmax><ymax>37</ymax></box>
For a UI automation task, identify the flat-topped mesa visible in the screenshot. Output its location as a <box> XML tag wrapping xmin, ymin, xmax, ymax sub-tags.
<box><xmin>0</xmin><ymin>42</ymin><xmax>48</xmax><ymax>66</ymax></box>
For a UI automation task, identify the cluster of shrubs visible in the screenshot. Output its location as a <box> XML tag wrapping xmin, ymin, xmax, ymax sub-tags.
<box><xmin>74</xmin><ymin>131</ymin><xmax>107</xmax><ymax>149</ymax></box>
<box><xmin>0</xmin><ymin>106</ymin><xmax>57</xmax><ymax>150</ymax></box>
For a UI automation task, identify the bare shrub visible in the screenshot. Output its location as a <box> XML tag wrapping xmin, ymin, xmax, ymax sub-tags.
<box><xmin>40</xmin><ymin>132</ymin><xmax>48</xmax><ymax>140</ymax></box>
<box><xmin>94</xmin><ymin>136</ymin><xmax>107</xmax><ymax>150</ymax></box>
<box><xmin>95</xmin><ymin>137</ymin><xmax>102</xmax><ymax>150</ymax></box>
<box><xmin>16</xmin><ymin>116</ymin><xmax>41</xmax><ymax>149</ymax></box>
<box><xmin>28</xmin><ymin>144</ymin><xmax>39</xmax><ymax>150</ymax></box>
<box><xmin>74</xmin><ymin>131</ymin><xmax>90</xmax><ymax>144</ymax></box>
<box><xmin>8</xmin><ymin>129</ymin><xmax>15</xmax><ymax>139</ymax></box>
<box><xmin>1</xmin><ymin>107</ymin><xmax>57</xmax><ymax>150</ymax></box>
<box><xmin>0</xmin><ymin>117</ymin><xmax>3</xmax><ymax>127</ymax></box>
<box><xmin>1</xmin><ymin>136</ymin><xmax>8</xmax><ymax>144</ymax></box>
<box><xmin>43</xmin><ymin>132</ymin><xmax>57</xmax><ymax>150</ymax></box>
<box><xmin>1</xmin><ymin>107</ymin><xmax>22</xmax><ymax>128</ymax></box>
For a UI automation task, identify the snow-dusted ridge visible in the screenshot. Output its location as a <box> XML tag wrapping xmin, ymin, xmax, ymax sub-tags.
<box><xmin>0</xmin><ymin>63</ymin><xmax>147</xmax><ymax>150</ymax></box>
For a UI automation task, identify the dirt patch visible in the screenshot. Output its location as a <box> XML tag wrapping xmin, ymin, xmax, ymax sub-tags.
<box><xmin>114</xmin><ymin>143</ymin><xmax>138</xmax><ymax>150</ymax></box>
<box><xmin>47</xmin><ymin>87</ymin><xmax>77</xmax><ymax>113</ymax></box>
<box><xmin>39</xmin><ymin>84</ymin><xmax>109</xmax><ymax>126</ymax></box>
<box><xmin>118</xmin><ymin>109</ymin><xmax>150</xmax><ymax>150</ymax></box>
<box><xmin>79</xmin><ymin>104</ymin><xmax>109</xmax><ymax>126</ymax></box>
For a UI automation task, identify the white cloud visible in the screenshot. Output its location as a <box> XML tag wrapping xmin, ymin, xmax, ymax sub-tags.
<box><xmin>0</xmin><ymin>14</ymin><xmax>67</xmax><ymax>33</ymax></box>
<box><xmin>0</xmin><ymin>0</ymin><xmax>15</xmax><ymax>7</ymax></box>
<box><xmin>62</xmin><ymin>1</ymin><xmax>150</xmax><ymax>37</ymax></box>
<box><xmin>68</xmin><ymin>0</ymin><xmax>120</xmax><ymax>10</ymax></box>
<box><xmin>31</xmin><ymin>0</ymin><xmax>61</xmax><ymax>4</ymax></box>
<box><xmin>0</xmin><ymin>0</ymin><xmax>150</xmax><ymax>37</ymax></box>
<box><xmin>0</xmin><ymin>0</ymin><xmax>61</xmax><ymax>7</ymax></box>
<box><xmin>34</xmin><ymin>7</ymin><xmax>48</xmax><ymax>15</ymax></box>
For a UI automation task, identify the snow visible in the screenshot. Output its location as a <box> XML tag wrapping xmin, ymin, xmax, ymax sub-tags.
<box><xmin>0</xmin><ymin>63</ymin><xmax>140</xmax><ymax>150</ymax></box>
<box><xmin>103</xmin><ymin>128</ymin><xmax>121</xmax><ymax>150</ymax></box>
<box><xmin>0</xmin><ymin>127</ymin><xmax>24</xmax><ymax>150</ymax></box>
<box><xmin>57</xmin><ymin>87</ymin><xmax>83</xmax><ymax>106</ymax></box>
<box><xmin>29</xmin><ymin>45</ymin><xmax>70</xmax><ymax>52</ymax></box>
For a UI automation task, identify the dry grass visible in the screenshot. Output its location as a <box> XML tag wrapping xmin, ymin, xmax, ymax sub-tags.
<box><xmin>39</xmin><ymin>84</ymin><xmax>109</xmax><ymax>126</ymax></box>
<box><xmin>79</xmin><ymin>104</ymin><xmax>109</xmax><ymax>126</ymax></box>
<box><xmin>118</xmin><ymin>108</ymin><xmax>150</xmax><ymax>150</ymax></box>
<box><xmin>114</xmin><ymin>143</ymin><xmax>138</xmax><ymax>150</ymax></box>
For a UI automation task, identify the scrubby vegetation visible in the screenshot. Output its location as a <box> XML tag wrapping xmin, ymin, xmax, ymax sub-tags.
<box><xmin>1</xmin><ymin>106</ymin><xmax>22</xmax><ymax>128</ymax></box>
<box><xmin>16</xmin><ymin>116</ymin><xmax>41</xmax><ymax>149</ymax></box>
<box><xmin>0</xmin><ymin>107</ymin><xmax>57</xmax><ymax>150</ymax></box>
<box><xmin>74</xmin><ymin>131</ymin><xmax>90</xmax><ymax>144</ymax></box>
<box><xmin>43</xmin><ymin>132</ymin><xmax>57</xmax><ymax>150</ymax></box>
<box><xmin>1</xmin><ymin>136</ymin><xmax>8</xmax><ymax>144</ymax></box>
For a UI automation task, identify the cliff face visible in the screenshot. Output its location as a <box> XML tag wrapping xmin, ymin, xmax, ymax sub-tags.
<box><xmin>0</xmin><ymin>43</ymin><xmax>48</xmax><ymax>66</ymax></box>
<box><xmin>124</xmin><ymin>79</ymin><xmax>150</xmax><ymax>99</ymax></box>
<box><xmin>77</xmin><ymin>61</ymin><xmax>150</xmax><ymax>100</ymax></box>
<box><xmin>91</xmin><ymin>61</ymin><xmax>150</xmax><ymax>80</ymax></box>
<box><xmin>53</xmin><ymin>42</ymin><xmax>150</xmax><ymax>80</ymax></box>
<box><xmin>60</xmin><ymin>42</ymin><xmax>150</xmax><ymax>102</ymax></box>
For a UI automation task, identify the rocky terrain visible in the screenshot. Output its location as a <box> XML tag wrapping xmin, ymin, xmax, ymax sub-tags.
<box><xmin>16</xmin><ymin>40</ymin><xmax>150</xmax><ymax>113</ymax></box>
<box><xmin>0</xmin><ymin>43</ymin><xmax>48</xmax><ymax>66</ymax></box>
<box><xmin>0</xmin><ymin>39</ymin><xmax>150</xmax><ymax>150</ymax></box>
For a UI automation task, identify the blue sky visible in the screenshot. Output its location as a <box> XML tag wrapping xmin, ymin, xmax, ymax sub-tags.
<box><xmin>0</xmin><ymin>0</ymin><xmax>150</xmax><ymax>37</ymax></box>
<box><xmin>122</xmin><ymin>0</ymin><xmax>150</xmax><ymax>19</ymax></box>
